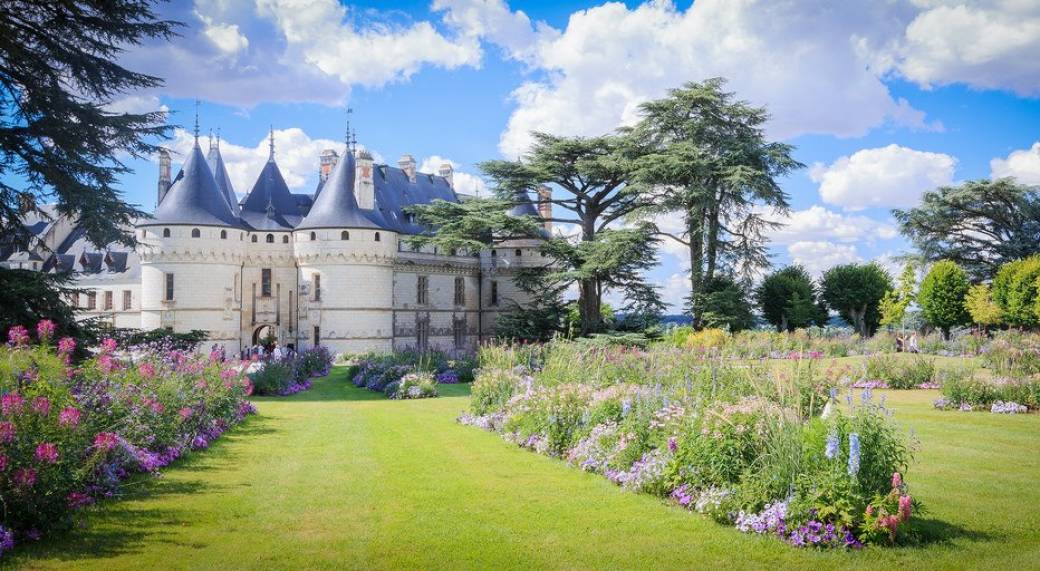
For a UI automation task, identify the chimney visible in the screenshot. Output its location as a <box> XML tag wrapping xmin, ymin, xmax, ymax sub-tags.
<box><xmin>356</xmin><ymin>149</ymin><xmax>375</xmax><ymax>209</ymax></box>
<box><xmin>398</xmin><ymin>154</ymin><xmax>416</xmax><ymax>183</ymax></box>
<box><xmin>537</xmin><ymin>185</ymin><xmax>552</xmax><ymax>232</ymax></box>
<box><xmin>319</xmin><ymin>149</ymin><xmax>339</xmax><ymax>182</ymax></box>
<box><xmin>438</xmin><ymin>162</ymin><xmax>454</xmax><ymax>189</ymax></box>
<box><xmin>157</xmin><ymin>148</ymin><xmax>171</xmax><ymax>206</ymax></box>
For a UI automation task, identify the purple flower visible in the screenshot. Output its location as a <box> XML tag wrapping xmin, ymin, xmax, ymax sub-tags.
<box><xmin>825</xmin><ymin>431</ymin><xmax>839</xmax><ymax>460</ymax></box>
<box><xmin>31</xmin><ymin>396</ymin><xmax>51</xmax><ymax>416</ymax></box>
<box><xmin>667</xmin><ymin>436</ymin><xmax>678</xmax><ymax>453</ymax></box>
<box><xmin>35</xmin><ymin>442</ymin><xmax>59</xmax><ymax>464</ymax></box>
<box><xmin>7</xmin><ymin>325</ymin><xmax>30</xmax><ymax>346</ymax></box>
<box><xmin>57</xmin><ymin>336</ymin><xmax>76</xmax><ymax>354</ymax></box>
<box><xmin>36</xmin><ymin>319</ymin><xmax>56</xmax><ymax>341</ymax></box>
<box><xmin>58</xmin><ymin>406</ymin><xmax>81</xmax><ymax>428</ymax></box>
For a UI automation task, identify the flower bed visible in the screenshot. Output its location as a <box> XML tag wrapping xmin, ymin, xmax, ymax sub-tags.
<box><xmin>248</xmin><ymin>346</ymin><xmax>333</xmax><ymax>396</ymax></box>
<box><xmin>347</xmin><ymin>351</ymin><xmax>475</xmax><ymax>398</ymax></box>
<box><xmin>460</xmin><ymin>342</ymin><xmax>919</xmax><ymax>549</ymax></box>
<box><xmin>933</xmin><ymin>374</ymin><xmax>1039</xmax><ymax>413</ymax></box>
<box><xmin>0</xmin><ymin>323</ymin><xmax>255</xmax><ymax>557</ymax></box>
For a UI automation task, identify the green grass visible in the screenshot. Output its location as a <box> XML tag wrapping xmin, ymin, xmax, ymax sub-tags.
<box><xmin>8</xmin><ymin>362</ymin><xmax>1040</xmax><ymax>570</ymax></box>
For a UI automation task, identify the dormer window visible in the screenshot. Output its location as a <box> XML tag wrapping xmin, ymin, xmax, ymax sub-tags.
<box><xmin>515</xmin><ymin>249</ymin><xmax>522</xmax><ymax>257</ymax></box>
<box><xmin>266</xmin><ymin>234</ymin><xmax>274</xmax><ymax>243</ymax></box>
<box><xmin>341</xmin><ymin>231</ymin><xmax>349</xmax><ymax>240</ymax></box>
<box><xmin>162</xmin><ymin>228</ymin><xmax>171</xmax><ymax>238</ymax></box>
<box><xmin>191</xmin><ymin>228</ymin><xmax>201</xmax><ymax>238</ymax></box>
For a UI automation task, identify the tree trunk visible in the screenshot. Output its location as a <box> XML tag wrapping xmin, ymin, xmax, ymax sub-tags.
<box><xmin>704</xmin><ymin>199</ymin><xmax>721</xmax><ymax>284</ymax></box>
<box><xmin>578</xmin><ymin>219</ymin><xmax>600</xmax><ymax>336</ymax></box>
<box><xmin>687</xmin><ymin>207</ymin><xmax>705</xmax><ymax>328</ymax></box>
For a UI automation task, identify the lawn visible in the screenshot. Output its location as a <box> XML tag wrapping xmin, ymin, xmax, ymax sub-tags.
<box><xmin>8</xmin><ymin>362</ymin><xmax>1040</xmax><ymax>570</ymax></box>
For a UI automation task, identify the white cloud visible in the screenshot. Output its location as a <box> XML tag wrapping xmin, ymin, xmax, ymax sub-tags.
<box><xmin>810</xmin><ymin>144</ymin><xmax>956</xmax><ymax>211</ymax></box>
<box><xmin>650</xmin><ymin>272</ymin><xmax>689</xmax><ymax>312</ymax></box>
<box><xmin>788</xmin><ymin>241</ymin><xmax>862</xmax><ymax>277</ymax></box>
<box><xmin>990</xmin><ymin>141</ymin><xmax>1040</xmax><ymax>185</ymax></box>
<box><xmin>765</xmin><ymin>205</ymin><xmax>898</xmax><ymax>245</ymax></box>
<box><xmin>167</xmin><ymin>127</ymin><xmax>341</xmax><ymax>194</ymax></box>
<box><xmin>879</xmin><ymin>1</ymin><xmax>1040</xmax><ymax>96</ymax></box>
<box><xmin>198</xmin><ymin>15</ymin><xmax>249</xmax><ymax>57</ymax></box>
<box><xmin>419</xmin><ymin>155</ymin><xmax>488</xmax><ymax>196</ymax></box>
<box><xmin>104</xmin><ymin>95</ymin><xmax>169</xmax><ymax>115</ymax></box>
<box><xmin>437</xmin><ymin>0</ymin><xmax>939</xmax><ymax>158</ymax></box>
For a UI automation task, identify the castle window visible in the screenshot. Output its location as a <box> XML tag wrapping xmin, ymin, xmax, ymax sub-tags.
<box><xmin>417</xmin><ymin>275</ymin><xmax>429</xmax><ymax>305</ymax></box>
<box><xmin>307</xmin><ymin>232</ymin><xmax>315</xmax><ymax>241</ymax></box>
<box><xmin>282</xmin><ymin>235</ymin><xmax>289</xmax><ymax>243</ymax></box>
<box><xmin>341</xmin><ymin>230</ymin><xmax>349</xmax><ymax>240</ymax></box>
<box><xmin>220</xmin><ymin>230</ymin><xmax>227</xmax><ymax>239</ymax></box>
<box><xmin>453</xmin><ymin>318</ymin><xmax>465</xmax><ymax>348</ymax></box>
<box><xmin>515</xmin><ymin>249</ymin><xmax>522</xmax><ymax>257</ymax></box>
<box><xmin>162</xmin><ymin>228</ymin><xmax>171</xmax><ymax>238</ymax></box>
<box><xmin>191</xmin><ymin>228</ymin><xmax>201</xmax><ymax>238</ymax></box>
<box><xmin>266</xmin><ymin>234</ymin><xmax>274</xmax><ymax>243</ymax></box>
<box><xmin>491</xmin><ymin>250</ymin><xmax>497</xmax><ymax>257</ymax></box>
<box><xmin>251</xmin><ymin>235</ymin><xmax>258</xmax><ymax>243</ymax></box>
<box><xmin>433</xmin><ymin>246</ymin><xmax>438</xmax><ymax>254</ymax></box>
<box><xmin>374</xmin><ymin>232</ymin><xmax>381</xmax><ymax>242</ymax></box>
<box><xmin>85</xmin><ymin>291</ymin><xmax>96</xmax><ymax>310</ymax></box>
<box><xmin>122</xmin><ymin>290</ymin><xmax>132</xmax><ymax>310</ymax></box>
<box><xmin>103</xmin><ymin>291</ymin><xmax>113</xmax><ymax>310</ymax></box>
<box><xmin>416</xmin><ymin>316</ymin><xmax>430</xmax><ymax>352</ymax></box>
<box><xmin>261</xmin><ymin>268</ymin><xmax>272</xmax><ymax>297</ymax></box>
<box><xmin>454</xmin><ymin>277</ymin><xmax>465</xmax><ymax>306</ymax></box>
<box><xmin>313</xmin><ymin>273</ymin><xmax>321</xmax><ymax>301</ymax></box>
<box><xmin>71</xmin><ymin>292</ymin><xmax>80</xmax><ymax>307</ymax></box>
<box><xmin>313</xmin><ymin>325</ymin><xmax>320</xmax><ymax>346</ymax></box>
<box><xmin>164</xmin><ymin>273</ymin><xmax>174</xmax><ymax>301</ymax></box>
<box><xmin>490</xmin><ymin>280</ymin><xmax>499</xmax><ymax>306</ymax></box>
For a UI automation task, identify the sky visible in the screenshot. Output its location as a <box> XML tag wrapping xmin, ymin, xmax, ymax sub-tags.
<box><xmin>106</xmin><ymin>0</ymin><xmax>1040</xmax><ymax>310</ymax></box>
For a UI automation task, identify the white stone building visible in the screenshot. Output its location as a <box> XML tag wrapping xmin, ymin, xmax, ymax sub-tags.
<box><xmin>7</xmin><ymin>132</ymin><xmax>551</xmax><ymax>355</ymax></box>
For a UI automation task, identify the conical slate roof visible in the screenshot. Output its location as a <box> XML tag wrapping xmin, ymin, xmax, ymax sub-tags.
<box><xmin>207</xmin><ymin>143</ymin><xmax>240</xmax><ymax>215</ymax></box>
<box><xmin>145</xmin><ymin>143</ymin><xmax>238</xmax><ymax>227</ymax></box>
<box><xmin>239</xmin><ymin>158</ymin><xmax>303</xmax><ymax>230</ymax></box>
<box><xmin>297</xmin><ymin>151</ymin><xmax>382</xmax><ymax>230</ymax></box>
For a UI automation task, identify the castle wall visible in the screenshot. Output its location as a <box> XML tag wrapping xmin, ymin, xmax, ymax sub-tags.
<box><xmin>240</xmin><ymin>230</ymin><xmax>297</xmax><ymax>351</ymax></box>
<box><xmin>392</xmin><ymin>247</ymin><xmax>481</xmax><ymax>354</ymax></box>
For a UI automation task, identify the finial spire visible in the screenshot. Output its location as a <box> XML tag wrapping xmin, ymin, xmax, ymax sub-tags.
<box><xmin>215</xmin><ymin>127</ymin><xmax>221</xmax><ymax>150</ymax></box>
<box><xmin>193</xmin><ymin>99</ymin><xmax>200</xmax><ymax>144</ymax></box>
<box><xmin>268</xmin><ymin>125</ymin><xmax>275</xmax><ymax>161</ymax></box>
<box><xmin>345</xmin><ymin>107</ymin><xmax>353</xmax><ymax>150</ymax></box>
<box><xmin>208</xmin><ymin>128</ymin><xmax>214</xmax><ymax>151</ymax></box>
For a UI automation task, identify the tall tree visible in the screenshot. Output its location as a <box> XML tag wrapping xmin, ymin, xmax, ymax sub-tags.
<box><xmin>477</xmin><ymin>132</ymin><xmax>657</xmax><ymax>335</ymax></box>
<box><xmin>992</xmin><ymin>255</ymin><xmax>1040</xmax><ymax>328</ymax></box>
<box><xmin>964</xmin><ymin>283</ymin><xmax>1002</xmax><ymax>331</ymax></box>
<box><xmin>821</xmin><ymin>263</ymin><xmax>892</xmax><ymax>337</ymax></box>
<box><xmin>894</xmin><ymin>179</ymin><xmax>1040</xmax><ymax>281</ymax></box>
<box><xmin>695</xmin><ymin>275</ymin><xmax>756</xmax><ymax>332</ymax></box>
<box><xmin>879</xmin><ymin>262</ymin><xmax>917</xmax><ymax>332</ymax></box>
<box><xmin>631</xmin><ymin>78</ymin><xmax>802</xmax><ymax>325</ymax></box>
<box><xmin>755</xmin><ymin>265</ymin><xmax>822</xmax><ymax>332</ymax></box>
<box><xmin>917</xmin><ymin>260</ymin><xmax>970</xmax><ymax>340</ymax></box>
<box><xmin>0</xmin><ymin>0</ymin><xmax>176</xmax><ymax>248</ymax></box>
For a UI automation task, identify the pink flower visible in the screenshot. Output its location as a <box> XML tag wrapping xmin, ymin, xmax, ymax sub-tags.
<box><xmin>898</xmin><ymin>495</ymin><xmax>913</xmax><ymax>522</ymax></box>
<box><xmin>178</xmin><ymin>407</ymin><xmax>193</xmax><ymax>421</ymax></box>
<box><xmin>7</xmin><ymin>325</ymin><xmax>29</xmax><ymax>346</ymax></box>
<box><xmin>865</xmin><ymin>505</ymin><xmax>874</xmax><ymax>517</ymax></box>
<box><xmin>138</xmin><ymin>362</ymin><xmax>156</xmax><ymax>379</ymax></box>
<box><xmin>93</xmin><ymin>432</ymin><xmax>119</xmax><ymax>452</ymax></box>
<box><xmin>1</xmin><ymin>394</ymin><xmax>24</xmax><ymax>416</ymax></box>
<box><xmin>0</xmin><ymin>453</ymin><xmax>7</xmax><ymax>471</ymax></box>
<box><xmin>891</xmin><ymin>472</ymin><xmax>903</xmax><ymax>489</ymax></box>
<box><xmin>57</xmin><ymin>336</ymin><xmax>76</xmax><ymax>354</ymax></box>
<box><xmin>67</xmin><ymin>491</ymin><xmax>93</xmax><ymax>509</ymax></box>
<box><xmin>97</xmin><ymin>354</ymin><xmax>119</xmax><ymax>374</ymax></box>
<box><xmin>0</xmin><ymin>421</ymin><xmax>14</xmax><ymax>443</ymax></box>
<box><xmin>58</xmin><ymin>407</ymin><xmax>81</xmax><ymax>428</ymax></box>
<box><xmin>35</xmin><ymin>442</ymin><xmax>59</xmax><ymax>464</ymax></box>
<box><xmin>31</xmin><ymin>396</ymin><xmax>51</xmax><ymax>416</ymax></box>
<box><xmin>13</xmin><ymin>467</ymin><xmax>37</xmax><ymax>488</ymax></box>
<box><xmin>35</xmin><ymin>319</ymin><xmax>56</xmax><ymax>341</ymax></box>
<box><xmin>100</xmin><ymin>337</ymin><xmax>118</xmax><ymax>354</ymax></box>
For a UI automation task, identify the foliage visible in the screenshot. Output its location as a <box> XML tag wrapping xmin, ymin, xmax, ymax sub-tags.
<box><xmin>755</xmin><ymin>265</ymin><xmax>824</xmax><ymax>331</ymax></box>
<box><xmin>880</xmin><ymin>263</ymin><xmax>917</xmax><ymax>330</ymax></box>
<box><xmin>348</xmin><ymin>351</ymin><xmax>475</xmax><ymax>398</ymax></box>
<box><xmin>109</xmin><ymin>327</ymin><xmax>209</xmax><ymax>352</ymax></box>
<box><xmin>387</xmin><ymin>372</ymin><xmax>438</xmax><ymax>400</ymax></box>
<box><xmin>0</xmin><ymin>270</ymin><xmax>94</xmax><ymax>355</ymax></box>
<box><xmin>937</xmin><ymin>375</ymin><xmax>1039</xmax><ymax>411</ymax></box>
<box><xmin>632</xmin><ymin>78</ymin><xmax>802</xmax><ymax>326</ymax></box>
<box><xmin>964</xmin><ymin>283</ymin><xmax>1003</xmax><ymax>328</ymax></box>
<box><xmin>821</xmin><ymin>263</ymin><xmax>893</xmax><ymax>337</ymax></box>
<box><xmin>693</xmin><ymin>275</ymin><xmax>756</xmax><ymax>332</ymax></box>
<box><xmin>247</xmin><ymin>347</ymin><xmax>333</xmax><ymax>396</ymax></box>
<box><xmin>864</xmin><ymin>355</ymin><xmax>937</xmax><ymax>390</ymax></box>
<box><xmin>917</xmin><ymin>260</ymin><xmax>970</xmax><ymax>339</ymax></box>
<box><xmin>992</xmin><ymin>255</ymin><xmax>1040</xmax><ymax>327</ymax></box>
<box><xmin>894</xmin><ymin>179</ymin><xmax>1040</xmax><ymax>281</ymax></box>
<box><xmin>0</xmin><ymin>324</ymin><xmax>254</xmax><ymax>553</ymax></box>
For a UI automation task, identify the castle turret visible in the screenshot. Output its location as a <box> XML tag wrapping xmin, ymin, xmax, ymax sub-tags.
<box><xmin>157</xmin><ymin>149</ymin><xmax>171</xmax><ymax>206</ymax></box>
<box><xmin>207</xmin><ymin>137</ymin><xmax>240</xmax><ymax>216</ymax></box>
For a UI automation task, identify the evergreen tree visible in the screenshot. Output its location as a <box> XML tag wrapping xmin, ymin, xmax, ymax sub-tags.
<box><xmin>917</xmin><ymin>260</ymin><xmax>970</xmax><ymax>340</ymax></box>
<box><xmin>695</xmin><ymin>275</ymin><xmax>755</xmax><ymax>332</ymax></box>
<box><xmin>894</xmin><ymin>179</ymin><xmax>1040</xmax><ymax>281</ymax></box>
<box><xmin>821</xmin><ymin>263</ymin><xmax>892</xmax><ymax>337</ymax></box>
<box><xmin>754</xmin><ymin>265</ymin><xmax>820</xmax><ymax>331</ymax></box>
<box><xmin>631</xmin><ymin>78</ymin><xmax>802</xmax><ymax>326</ymax></box>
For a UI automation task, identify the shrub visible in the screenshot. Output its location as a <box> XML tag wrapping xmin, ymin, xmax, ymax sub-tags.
<box><xmin>388</xmin><ymin>372</ymin><xmax>438</xmax><ymax>399</ymax></box>
<box><xmin>0</xmin><ymin>325</ymin><xmax>254</xmax><ymax>554</ymax></box>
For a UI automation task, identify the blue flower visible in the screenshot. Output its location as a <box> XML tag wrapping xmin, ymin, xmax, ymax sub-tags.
<box><xmin>825</xmin><ymin>431</ymin><xmax>839</xmax><ymax>460</ymax></box>
<box><xmin>847</xmin><ymin>433</ymin><xmax>861</xmax><ymax>476</ymax></box>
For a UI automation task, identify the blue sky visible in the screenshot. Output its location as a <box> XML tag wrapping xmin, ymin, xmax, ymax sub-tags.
<box><xmin>108</xmin><ymin>0</ymin><xmax>1040</xmax><ymax>309</ymax></box>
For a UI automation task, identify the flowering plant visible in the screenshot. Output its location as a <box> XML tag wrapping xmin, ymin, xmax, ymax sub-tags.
<box><xmin>861</xmin><ymin>472</ymin><xmax>915</xmax><ymax>544</ymax></box>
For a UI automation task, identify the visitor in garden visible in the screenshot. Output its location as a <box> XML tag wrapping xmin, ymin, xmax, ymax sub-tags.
<box><xmin>908</xmin><ymin>333</ymin><xmax>919</xmax><ymax>354</ymax></box>
<box><xmin>895</xmin><ymin>335</ymin><xmax>904</xmax><ymax>353</ymax></box>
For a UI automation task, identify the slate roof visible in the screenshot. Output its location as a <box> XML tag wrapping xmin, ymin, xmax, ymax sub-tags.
<box><xmin>297</xmin><ymin>150</ymin><xmax>383</xmax><ymax>230</ymax></box>
<box><xmin>206</xmin><ymin>143</ymin><xmax>240</xmax><ymax>216</ymax></box>
<box><xmin>238</xmin><ymin>159</ymin><xmax>305</xmax><ymax>231</ymax></box>
<box><xmin>372</xmin><ymin>164</ymin><xmax>457</xmax><ymax>234</ymax></box>
<box><xmin>144</xmin><ymin>143</ymin><xmax>239</xmax><ymax>227</ymax></box>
